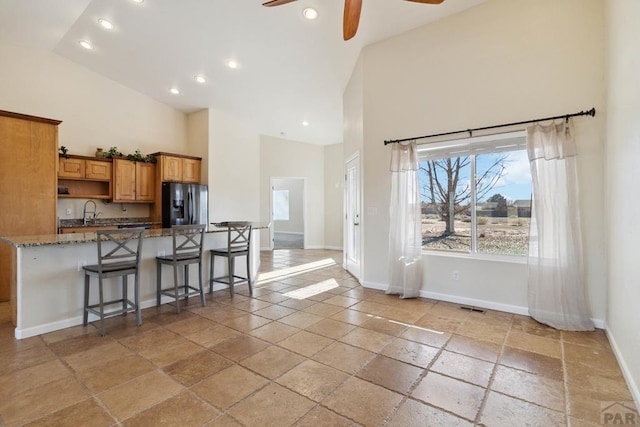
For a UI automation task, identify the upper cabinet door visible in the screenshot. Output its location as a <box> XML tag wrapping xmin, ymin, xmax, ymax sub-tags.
<box><xmin>136</xmin><ymin>162</ymin><xmax>155</xmax><ymax>202</ymax></box>
<box><xmin>85</xmin><ymin>159</ymin><xmax>111</xmax><ymax>180</ymax></box>
<box><xmin>162</xmin><ymin>155</ymin><xmax>182</xmax><ymax>182</ymax></box>
<box><xmin>182</xmin><ymin>158</ymin><xmax>200</xmax><ymax>183</ymax></box>
<box><xmin>113</xmin><ymin>158</ymin><xmax>136</xmax><ymax>202</ymax></box>
<box><xmin>58</xmin><ymin>157</ymin><xmax>84</xmax><ymax>178</ymax></box>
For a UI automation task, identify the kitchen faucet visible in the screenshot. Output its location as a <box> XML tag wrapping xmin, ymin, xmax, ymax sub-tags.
<box><xmin>83</xmin><ymin>200</ymin><xmax>98</xmax><ymax>225</ymax></box>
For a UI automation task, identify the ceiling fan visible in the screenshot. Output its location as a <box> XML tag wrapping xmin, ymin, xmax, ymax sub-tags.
<box><xmin>263</xmin><ymin>0</ymin><xmax>445</xmax><ymax>41</ymax></box>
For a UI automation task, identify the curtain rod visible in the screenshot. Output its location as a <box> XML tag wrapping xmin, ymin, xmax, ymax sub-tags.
<box><xmin>383</xmin><ymin>107</ymin><xmax>596</xmax><ymax>146</ymax></box>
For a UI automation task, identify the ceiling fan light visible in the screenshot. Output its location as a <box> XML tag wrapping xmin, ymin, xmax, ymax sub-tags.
<box><xmin>194</xmin><ymin>75</ymin><xmax>206</xmax><ymax>84</ymax></box>
<box><xmin>170</xmin><ymin>87</ymin><xmax>180</xmax><ymax>95</ymax></box>
<box><xmin>302</xmin><ymin>8</ymin><xmax>318</xmax><ymax>20</ymax></box>
<box><xmin>302</xmin><ymin>121</ymin><xmax>310</xmax><ymax>126</ymax></box>
<box><xmin>226</xmin><ymin>60</ymin><xmax>238</xmax><ymax>69</ymax></box>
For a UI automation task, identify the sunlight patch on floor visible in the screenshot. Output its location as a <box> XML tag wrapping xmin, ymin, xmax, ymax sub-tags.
<box><xmin>282</xmin><ymin>279</ymin><xmax>340</xmax><ymax>300</ymax></box>
<box><xmin>256</xmin><ymin>258</ymin><xmax>336</xmax><ymax>285</ymax></box>
<box><xmin>366</xmin><ymin>314</ymin><xmax>445</xmax><ymax>335</ymax></box>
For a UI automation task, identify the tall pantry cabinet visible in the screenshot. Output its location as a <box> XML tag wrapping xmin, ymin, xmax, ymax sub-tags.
<box><xmin>0</xmin><ymin>110</ymin><xmax>60</xmax><ymax>319</ymax></box>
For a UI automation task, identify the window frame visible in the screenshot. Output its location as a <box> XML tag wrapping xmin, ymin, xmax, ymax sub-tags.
<box><xmin>417</xmin><ymin>130</ymin><xmax>530</xmax><ymax>261</ymax></box>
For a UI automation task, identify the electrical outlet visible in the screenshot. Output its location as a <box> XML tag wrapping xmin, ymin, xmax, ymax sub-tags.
<box><xmin>77</xmin><ymin>260</ymin><xmax>87</xmax><ymax>272</ymax></box>
<box><xmin>157</xmin><ymin>250</ymin><xmax>165</xmax><ymax>257</ymax></box>
<box><xmin>66</xmin><ymin>208</ymin><xmax>72</xmax><ymax>216</ymax></box>
<box><xmin>452</xmin><ymin>270</ymin><xmax>459</xmax><ymax>281</ymax></box>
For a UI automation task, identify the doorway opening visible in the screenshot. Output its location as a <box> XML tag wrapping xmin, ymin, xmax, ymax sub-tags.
<box><xmin>271</xmin><ymin>177</ymin><xmax>305</xmax><ymax>249</ymax></box>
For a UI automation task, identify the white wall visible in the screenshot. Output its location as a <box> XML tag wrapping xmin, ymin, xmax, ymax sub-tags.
<box><xmin>260</xmin><ymin>135</ymin><xmax>325</xmax><ymax>249</ymax></box>
<box><xmin>187</xmin><ymin>109</ymin><xmax>210</xmax><ymax>185</ymax></box>
<box><xmin>347</xmin><ymin>0</ymin><xmax>606</xmax><ymax>321</ymax></box>
<box><xmin>604</xmin><ymin>0</ymin><xmax>640</xmax><ymax>407</ymax></box>
<box><xmin>324</xmin><ymin>143</ymin><xmax>344</xmax><ymax>250</ymax></box>
<box><xmin>208</xmin><ymin>109</ymin><xmax>261</xmax><ymax>223</ymax></box>
<box><xmin>0</xmin><ymin>42</ymin><xmax>189</xmax><ymax>222</ymax></box>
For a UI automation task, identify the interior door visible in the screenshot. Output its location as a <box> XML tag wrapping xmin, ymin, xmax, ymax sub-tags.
<box><xmin>345</xmin><ymin>155</ymin><xmax>361</xmax><ymax>279</ymax></box>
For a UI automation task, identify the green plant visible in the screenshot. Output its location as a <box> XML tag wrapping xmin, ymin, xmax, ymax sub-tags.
<box><xmin>125</xmin><ymin>149</ymin><xmax>157</xmax><ymax>163</ymax></box>
<box><xmin>105</xmin><ymin>146</ymin><xmax>123</xmax><ymax>158</ymax></box>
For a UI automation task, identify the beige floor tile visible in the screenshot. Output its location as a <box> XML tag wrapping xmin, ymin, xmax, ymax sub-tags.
<box><xmin>24</xmin><ymin>398</ymin><xmax>115</xmax><ymax>427</ymax></box>
<box><xmin>164</xmin><ymin>316</ymin><xmax>218</xmax><ymax>336</ymax></box>
<box><xmin>240</xmin><ymin>345</ymin><xmax>305</xmax><ymax>379</ymax></box>
<box><xmin>445</xmin><ymin>334</ymin><xmax>501</xmax><ymax>362</ymax></box>
<box><xmin>361</xmin><ymin>316</ymin><xmax>408</xmax><ymax>336</ymax></box>
<box><xmin>386</xmin><ymin>398</ymin><xmax>473</xmax><ymax>427</ymax></box>
<box><xmin>253</xmin><ymin>304</ymin><xmax>297</xmax><ymax>320</ymax></box>
<box><xmin>226</xmin><ymin>298</ymin><xmax>272</xmax><ymax>313</ymax></box>
<box><xmin>339</xmin><ymin>327</ymin><xmax>394</xmax><ymax>353</ymax></box>
<box><xmin>413</xmin><ymin>314</ymin><xmax>463</xmax><ymax>334</ymax></box>
<box><xmin>491</xmin><ymin>365</ymin><xmax>565</xmax><ymax>411</ymax></box>
<box><xmin>277</xmin><ymin>359</ymin><xmax>349</xmax><ymax>402</ymax></box>
<box><xmin>97</xmin><ymin>370</ymin><xmax>183</xmax><ymax>421</ymax></box>
<box><xmin>381</xmin><ymin>337</ymin><xmax>439</xmax><ymax>368</ymax></box>
<box><xmin>40</xmin><ymin>325</ymin><xmax>94</xmax><ymax>344</ymax></box>
<box><xmin>228</xmin><ymin>382</ymin><xmax>315</xmax><ymax>426</ymax></box>
<box><xmin>296</xmin><ymin>405</ymin><xmax>362</xmax><ymax>426</ymax></box>
<box><xmin>279</xmin><ymin>311</ymin><xmax>324</xmax><ymax>328</ymax></box>
<box><xmin>563</xmin><ymin>342</ymin><xmax>619</xmax><ymax>370</ymax></box>
<box><xmin>312</xmin><ymin>341</ymin><xmax>374</xmax><ymax>374</ymax></box>
<box><xmin>357</xmin><ymin>355</ymin><xmax>424</xmax><ymax>394</ymax></box>
<box><xmin>0</xmin><ymin>345</ymin><xmax>58</xmax><ymax>376</ymax></box>
<box><xmin>162</xmin><ymin>350</ymin><xmax>233</xmax><ymax>386</ymax></box>
<box><xmin>505</xmin><ymin>330</ymin><xmax>562</xmax><ymax>359</ymax></box>
<box><xmin>63</xmin><ymin>340</ymin><xmax>132</xmax><ymax>373</ymax></box>
<box><xmin>0</xmin><ymin>377</ymin><xmax>90</xmax><ymax>426</ymax></box>
<box><xmin>511</xmin><ymin>315</ymin><xmax>561</xmax><ymax>339</ymax></box>
<box><xmin>278</xmin><ymin>298</ymin><xmax>317</xmax><ymax>310</ymax></box>
<box><xmin>481</xmin><ymin>391</ymin><xmax>566</xmax><ymax>426</ymax></box>
<box><xmin>249</xmin><ymin>321</ymin><xmax>300</xmax><ymax>343</ymax></box>
<box><xmin>411</xmin><ymin>372</ymin><xmax>484</xmax><ymax>421</ymax></box>
<box><xmin>186</xmin><ymin>323</ymin><xmax>242</xmax><ymax>348</ymax></box>
<box><xmin>500</xmin><ymin>346</ymin><xmax>564</xmax><ymax>380</ymax></box>
<box><xmin>562</xmin><ymin>329</ymin><xmax>611</xmax><ymax>349</ymax></box>
<box><xmin>209</xmin><ymin>334</ymin><xmax>270</xmax><ymax>361</ymax></box>
<box><xmin>304</xmin><ymin>318</ymin><xmax>356</xmax><ymax>340</ymax></box>
<box><xmin>0</xmin><ymin>359</ymin><xmax>72</xmax><ymax>400</ymax></box>
<box><xmin>303</xmin><ymin>302</ymin><xmax>345</xmax><ymax>317</ymax></box>
<box><xmin>431</xmin><ymin>350</ymin><xmax>494</xmax><ymax>388</ymax></box>
<box><xmin>322</xmin><ymin>294</ymin><xmax>360</xmax><ymax>308</ymax></box>
<box><xmin>191</xmin><ymin>365</ymin><xmax>269</xmax><ymax>410</ymax></box>
<box><xmin>323</xmin><ymin>377</ymin><xmax>403</xmax><ymax>426</ymax></box>
<box><xmin>278</xmin><ymin>330</ymin><xmax>334</xmax><ymax>357</ymax></box>
<box><xmin>330</xmin><ymin>308</ymin><xmax>374</xmax><ymax>326</ymax></box>
<box><xmin>77</xmin><ymin>354</ymin><xmax>155</xmax><ymax>393</ymax></box>
<box><xmin>456</xmin><ymin>321</ymin><xmax>509</xmax><ymax>345</ymax></box>
<box><xmin>204</xmin><ymin>414</ymin><xmax>244</xmax><ymax>427</ymax></box>
<box><xmin>124</xmin><ymin>390</ymin><xmax>218</xmax><ymax>427</ymax></box>
<box><xmin>401</xmin><ymin>326</ymin><xmax>451</xmax><ymax>348</ymax></box>
<box><xmin>221</xmin><ymin>313</ymin><xmax>272</xmax><ymax>332</ymax></box>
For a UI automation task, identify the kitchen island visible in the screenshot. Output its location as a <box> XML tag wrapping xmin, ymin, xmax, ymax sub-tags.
<box><xmin>0</xmin><ymin>223</ymin><xmax>268</xmax><ymax>339</ymax></box>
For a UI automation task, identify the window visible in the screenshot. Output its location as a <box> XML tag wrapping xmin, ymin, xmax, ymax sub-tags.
<box><xmin>273</xmin><ymin>189</ymin><xmax>290</xmax><ymax>221</ymax></box>
<box><xmin>418</xmin><ymin>131</ymin><xmax>532</xmax><ymax>256</ymax></box>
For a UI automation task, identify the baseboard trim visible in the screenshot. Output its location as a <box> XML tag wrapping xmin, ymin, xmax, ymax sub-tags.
<box><xmin>14</xmin><ymin>285</ymin><xmax>229</xmax><ymax>339</ymax></box>
<box><xmin>324</xmin><ymin>246</ymin><xmax>343</xmax><ymax>251</ymax></box>
<box><xmin>274</xmin><ymin>231</ymin><xmax>303</xmax><ymax>236</ymax></box>
<box><xmin>605</xmin><ymin>324</ymin><xmax>640</xmax><ymax>411</ymax></box>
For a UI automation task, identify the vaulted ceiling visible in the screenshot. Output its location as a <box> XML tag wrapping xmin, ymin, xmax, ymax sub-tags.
<box><xmin>0</xmin><ymin>0</ymin><xmax>484</xmax><ymax>144</ymax></box>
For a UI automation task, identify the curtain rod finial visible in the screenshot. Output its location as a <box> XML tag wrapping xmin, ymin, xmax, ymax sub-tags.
<box><xmin>588</xmin><ymin>107</ymin><xmax>596</xmax><ymax>117</ymax></box>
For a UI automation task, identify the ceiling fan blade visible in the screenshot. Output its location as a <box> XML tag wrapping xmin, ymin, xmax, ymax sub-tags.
<box><xmin>343</xmin><ymin>0</ymin><xmax>363</xmax><ymax>40</ymax></box>
<box><xmin>262</xmin><ymin>0</ymin><xmax>298</xmax><ymax>7</ymax></box>
<box><xmin>404</xmin><ymin>0</ymin><xmax>445</xmax><ymax>4</ymax></box>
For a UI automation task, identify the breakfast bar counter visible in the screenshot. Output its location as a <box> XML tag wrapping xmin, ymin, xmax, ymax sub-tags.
<box><xmin>0</xmin><ymin>223</ymin><xmax>268</xmax><ymax>339</ymax></box>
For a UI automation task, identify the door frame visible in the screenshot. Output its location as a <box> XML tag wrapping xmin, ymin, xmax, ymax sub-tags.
<box><xmin>344</xmin><ymin>152</ymin><xmax>362</xmax><ymax>281</ymax></box>
<box><xmin>269</xmin><ymin>176</ymin><xmax>307</xmax><ymax>250</ymax></box>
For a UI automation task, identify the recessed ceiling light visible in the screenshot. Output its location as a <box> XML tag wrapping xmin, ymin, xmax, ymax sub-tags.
<box><xmin>131</xmin><ymin>0</ymin><xmax>144</xmax><ymax>3</ymax></box>
<box><xmin>79</xmin><ymin>40</ymin><xmax>94</xmax><ymax>50</ymax></box>
<box><xmin>98</xmin><ymin>18</ymin><xmax>114</xmax><ymax>30</ymax></box>
<box><xmin>194</xmin><ymin>75</ymin><xmax>206</xmax><ymax>84</ymax></box>
<box><xmin>302</xmin><ymin>8</ymin><xmax>318</xmax><ymax>20</ymax></box>
<box><xmin>226</xmin><ymin>60</ymin><xmax>238</xmax><ymax>69</ymax></box>
<box><xmin>169</xmin><ymin>87</ymin><xmax>180</xmax><ymax>95</ymax></box>
<box><xmin>302</xmin><ymin>121</ymin><xmax>310</xmax><ymax>126</ymax></box>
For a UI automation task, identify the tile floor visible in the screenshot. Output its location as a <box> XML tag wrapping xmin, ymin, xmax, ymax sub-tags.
<box><xmin>0</xmin><ymin>249</ymin><xmax>636</xmax><ymax>426</ymax></box>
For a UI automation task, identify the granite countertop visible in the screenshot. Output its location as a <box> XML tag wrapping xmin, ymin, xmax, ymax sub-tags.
<box><xmin>0</xmin><ymin>222</ymin><xmax>270</xmax><ymax>248</ymax></box>
<box><xmin>59</xmin><ymin>217</ymin><xmax>159</xmax><ymax>229</ymax></box>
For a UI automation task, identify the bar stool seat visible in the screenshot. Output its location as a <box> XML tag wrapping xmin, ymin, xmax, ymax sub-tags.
<box><xmin>83</xmin><ymin>228</ymin><xmax>145</xmax><ymax>336</ymax></box>
<box><xmin>156</xmin><ymin>224</ymin><xmax>206</xmax><ymax>313</ymax></box>
<box><xmin>209</xmin><ymin>221</ymin><xmax>253</xmax><ymax>297</ymax></box>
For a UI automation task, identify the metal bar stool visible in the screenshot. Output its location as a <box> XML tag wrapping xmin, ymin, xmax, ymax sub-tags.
<box><xmin>83</xmin><ymin>228</ymin><xmax>145</xmax><ymax>336</ymax></box>
<box><xmin>209</xmin><ymin>221</ymin><xmax>253</xmax><ymax>297</ymax></box>
<box><xmin>156</xmin><ymin>224</ymin><xmax>206</xmax><ymax>314</ymax></box>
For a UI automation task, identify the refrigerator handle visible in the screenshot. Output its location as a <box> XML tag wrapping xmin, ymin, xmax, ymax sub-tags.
<box><xmin>188</xmin><ymin>191</ymin><xmax>193</xmax><ymax>223</ymax></box>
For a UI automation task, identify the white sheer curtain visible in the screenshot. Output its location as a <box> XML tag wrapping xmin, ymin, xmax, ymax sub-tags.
<box><xmin>527</xmin><ymin>121</ymin><xmax>594</xmax><ymax>331</ymax></box>
<box><xmin>387</xmin><ymin>141</ymin><xmax>423</xmax><ymax>298</ymax></box>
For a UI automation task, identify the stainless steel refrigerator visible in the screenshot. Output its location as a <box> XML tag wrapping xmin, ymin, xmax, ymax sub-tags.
<box><xmin>161</xmin><ymin>182</ymin><xmax>208</xmax><ymax>228</ymax></box>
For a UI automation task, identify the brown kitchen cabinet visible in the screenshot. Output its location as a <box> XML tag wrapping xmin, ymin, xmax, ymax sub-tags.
<box><xmin>112</xmin><ymin>158</ymin><xmax>155</xmax><ymax>203</ymax></box>
<box><xmin>58</xmin><ymin>155</ymin><xmax>112</xmax><ymax>199</ymax></box>
<box><xmin>153</xmin><ymin>152</ymin><xmax>201</xmax><ymax>183</ymax></box>
<box><xmin>0</xmin><ymin>110</ymin><xmax>60</xmax><ymax>313</ymax></box>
